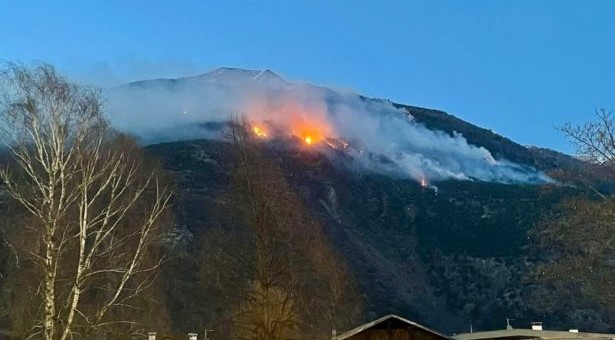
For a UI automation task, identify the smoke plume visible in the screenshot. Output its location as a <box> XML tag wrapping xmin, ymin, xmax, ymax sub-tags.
<box><xmin>105</xmin><ymin>68</ymin><xmax>551</xmax><ymax>184</ymax></box>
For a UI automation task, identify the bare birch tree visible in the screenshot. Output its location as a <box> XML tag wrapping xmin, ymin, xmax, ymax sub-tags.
<box><xmin>0</xmin><ymin>63</ymin><xmax>171</xmax><ymax>340</ymax></box>
<box><xmin>561</xmin><ymin>109</ymin><xmax>615</xmax><ymax>165</ymax></box>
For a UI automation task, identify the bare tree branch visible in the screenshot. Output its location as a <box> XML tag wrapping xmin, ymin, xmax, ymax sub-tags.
<box><xmin>0</xmin><ymin>63</ymin><xmax>172</xmax><ymax>340</ymax></box>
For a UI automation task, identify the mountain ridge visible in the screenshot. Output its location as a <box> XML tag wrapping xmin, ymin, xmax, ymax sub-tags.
<box><xmin>394</xmin><ymin>103</ymin><xmax>585</xmax><ymax>173</ymax></box>
<box><xmin>109</xmin><ymin>67</ymin><xmax>585</xmax><ymax>181</ymax></box>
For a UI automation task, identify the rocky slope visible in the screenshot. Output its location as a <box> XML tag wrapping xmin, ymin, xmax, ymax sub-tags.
<box><xmin>116</xmin><ymin>68</ymin><xmax>606</xmax><ymax>333</ymax></box>
<box><xmin>147</xmin><ymin>136</ymin><xmax>593</xmax><ymax>334</ymax></box>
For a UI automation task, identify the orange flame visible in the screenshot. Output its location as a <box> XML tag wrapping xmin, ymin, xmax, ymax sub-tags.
<box><xmin>246</xmin><ymin>99</ymin><xmax>335</xmax><ymax>146</ymax></box>
<box><xmin>290</xmin><ymin>117</ymin><xmax>329</xmax><ymax>146</ymax></box>
<box><xmin>252</xmin><ymin>126</ymin><xmax>268</xmax><ymax>138</ymax></box>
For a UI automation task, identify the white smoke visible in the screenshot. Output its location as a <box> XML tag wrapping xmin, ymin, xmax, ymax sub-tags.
<box><xmin>104</xmin><ymin>68</ymin><xmax>551</xmax><ymax>184</ymax></box>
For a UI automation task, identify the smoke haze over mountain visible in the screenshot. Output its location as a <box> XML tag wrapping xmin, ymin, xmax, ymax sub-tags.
<box><xmin>105</xmin><ymin>68</ymin><xmax>551</xmax><ymax>184</ymax></box>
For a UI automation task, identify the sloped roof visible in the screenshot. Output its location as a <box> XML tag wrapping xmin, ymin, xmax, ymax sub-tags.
<box><xmin>335</xmin><ymin>314</ymin><xmax>453</xmax><ymax>340</ymax></box>
<box><xmin>454</xmin><ymin>329</ymin><xmax>615</xmax><ymax>340</ymax></box>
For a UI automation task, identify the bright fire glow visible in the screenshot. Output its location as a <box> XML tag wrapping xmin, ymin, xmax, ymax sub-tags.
<box><xmin>420</xmin><ymin>177</ymin><xmax>428</xmax><ymax>187</ymax></box>
<box><xmin>291</xmin><ymin>118</ymin><xmax>328</xmax><ymax>146</ymax></box>
<box><xmin>246</xmin><ymin>99</ymin><xmax>335</xmax><ymax>146</ymax></box>
<box><xmin>252</xmin><ymin>126</ymin><xmax>268</xmax><ymax>138</ymax></box>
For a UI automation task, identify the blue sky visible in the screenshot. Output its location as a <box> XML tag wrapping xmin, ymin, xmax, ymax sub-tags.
<box><xmin>1</xmin><ymin>0</ymin><xmax>614</xmax><ymax>154</ymax></box>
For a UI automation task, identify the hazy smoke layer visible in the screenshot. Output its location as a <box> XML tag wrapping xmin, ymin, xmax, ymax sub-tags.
<box><xmin>105</xmin><ymin>68</ymin><xmax>551</xmax><ymax>184</ymax></box>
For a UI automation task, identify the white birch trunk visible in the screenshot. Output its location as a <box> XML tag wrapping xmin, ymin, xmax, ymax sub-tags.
<box><xmin>0</xmin><ymin>63</ymin><xmax>171</xmax><ymax>340</ymax></box>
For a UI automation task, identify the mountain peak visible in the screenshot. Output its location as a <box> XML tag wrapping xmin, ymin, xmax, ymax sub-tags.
<box><xmin>202</xmin><ymin>67</ymin><xmax>261</xmax><ymax>78</ymax></box>
<box><xmin>253</xmin><ymin>68</ymin><xmax>278</xmax><ymax>79</ymax></box>
<box><xmin>196</xmin><ymin>67</ymin><xmax>287</xmax><ymax>85</ymax></box>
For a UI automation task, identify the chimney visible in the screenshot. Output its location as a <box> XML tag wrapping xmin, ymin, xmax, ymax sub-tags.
<box><xmin>531</xmin><ymin>322</ymin><xmax>543</xmax><ymax>331</ymax></box>
<box><xmin>148</xmin><ymin>332</ymin><xmax>156</xmax><ymax>340</ymax></box>
<box><xmin>506</xmin><ymin>318</ymin><xmax>514</xmax><ymax>330</ymax></box>
<box><xmin>188</xmin><ymin>333</ymin><xmax>198</xmax><ymax>340</ymax></box>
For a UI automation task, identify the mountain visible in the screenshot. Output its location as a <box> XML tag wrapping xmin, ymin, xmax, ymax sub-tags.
<box><xmin>2</xmin><ymin>68</ymin><xmax>606</xmax><ymax>335</ymax></box>
<box><xmin>126</xmin><ymin>67</ymin><xmax>289</xmax><ymax>90</ymax></box>
<box><xmin>108</xmin><ymin>68</ymin><xmax>611</xmax><ymax>334</ymax></box>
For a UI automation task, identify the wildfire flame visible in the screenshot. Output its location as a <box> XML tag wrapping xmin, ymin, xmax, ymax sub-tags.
<box><xmin>291</xmin><ymin>119</ymin><xmax>329</xmax><ymax>146</ymax></box>
<box><xmin>246</xmin><ymin>99</ymin><xmax>335</xmax><ymax>146</ymax></box>
<box><xmin>292</xmin><ymin>128</ymin><xmax>322</xmax><ymax>146</ymax></box>
<box><xmin>419</xmin><ymin>176</ymin><xmax>438</xmax><ymax>195</ymax></box>
<box><xmin>252</xmin><ymin>126</ymin><xmax>268</xmax><ymax>138</ymax></box>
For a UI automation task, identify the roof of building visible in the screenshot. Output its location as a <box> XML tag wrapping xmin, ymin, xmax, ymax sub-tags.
<box><xmin>454</xmin><ymin>329</ymin><xmax>615</xmax><ymax>340</ymax></box>
<box><xmin>335</xmin><ymin>314</ymin><xmax>453</xmax><ymax>340</ymax></box>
